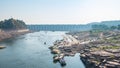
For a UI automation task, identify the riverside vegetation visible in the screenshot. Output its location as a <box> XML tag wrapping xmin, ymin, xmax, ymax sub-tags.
<box><xmin>0</xmin><ymin>18</ymin><xmax>30</xmax><ymax>49</ymax></box>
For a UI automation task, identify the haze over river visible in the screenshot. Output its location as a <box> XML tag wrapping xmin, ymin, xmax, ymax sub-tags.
<box><xmin>0</xmin><ymin>31</ymin><xmax>85</xmax><ymax>68</ymax></box>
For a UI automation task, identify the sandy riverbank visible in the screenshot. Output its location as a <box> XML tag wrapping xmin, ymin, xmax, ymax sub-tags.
<box><xmin>0</xmin><ymin>29</ymin><xmax>31</xmax><ymax>42</ymax></box>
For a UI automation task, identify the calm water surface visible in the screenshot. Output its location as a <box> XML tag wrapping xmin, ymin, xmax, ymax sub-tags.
<box><xmin>0</xmin><ymin>31</ymin><xmax>85</xmax><ymax>68</ymax></box>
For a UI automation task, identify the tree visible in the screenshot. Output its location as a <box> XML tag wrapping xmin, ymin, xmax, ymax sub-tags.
<box><xmin>110</xmin><ymin>26</ymin><xmax>117</xmax><ymax>30</ymax></box>
<box><xmin>118</xmin><ymin>25</ymin><xmax>120</xmax><ymax>30</ymax></box>
<box><xmin>0</xmin><ymin>18</ymin><xmax>27</xmax><ymax>30</ymax></box>
<box><xmin>92</xmin><ymin>24</ymin><xmax>109</xmax><ymax>30</ymax></box>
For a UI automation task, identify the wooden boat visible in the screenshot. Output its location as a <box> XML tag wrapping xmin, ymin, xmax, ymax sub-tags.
<box><xmin>0</xmin><ymin>46</ymin><xmax>6</xmax><ymax>49</ymax></box>
<box><xmin>59</xmin><ymin>58</ymin><xmax>66</xmax><ymax>66</ymax></box>
<box><xmin>44</xmin><ymin>42</ymin><xmax>46</xmax><ymax>45</ymax></box>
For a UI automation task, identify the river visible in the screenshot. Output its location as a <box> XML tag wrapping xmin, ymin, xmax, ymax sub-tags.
<box><xmin>0</xmin><ymin>31</ymin><xmax>85</xmax><ymax>68</ymax></box>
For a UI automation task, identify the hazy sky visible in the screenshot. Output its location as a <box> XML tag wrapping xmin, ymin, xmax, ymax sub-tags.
<box><xmin>0</xmin><ymin>0</ymin><xmax>120</xmax><ymax>24</ymax></box>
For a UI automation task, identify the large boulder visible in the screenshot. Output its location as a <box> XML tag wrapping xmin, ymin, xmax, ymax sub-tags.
<box><xmin>51</xmin><ymin>49</ymin><xmax>61</xmax><ymax>54</ymax></box>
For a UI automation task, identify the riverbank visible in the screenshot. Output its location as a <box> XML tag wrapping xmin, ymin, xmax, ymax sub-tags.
<box><xmin>0</xmin><ymin>29</ymin><xmax>31</xmax><ymax>42</ymax></box>
<box><xmin>50</xmin><ymin>30</ymin><xmax>120</xmax><ymax>68</ymax></box>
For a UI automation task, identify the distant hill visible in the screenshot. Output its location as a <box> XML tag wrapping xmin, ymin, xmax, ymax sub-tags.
<box><xmin>0</xmin><ymin>18</ymin><xmax>27</xmax><ymax>30</ymax></box>
<box><xmin>87</xmin><ymin>20</ymin><xmax>120</xmax><ymax>30</ymax></box>
<box><xmin>87</xmin><ymin>20</ymin><xmax>120</xmax><ymax>26</ymax></box>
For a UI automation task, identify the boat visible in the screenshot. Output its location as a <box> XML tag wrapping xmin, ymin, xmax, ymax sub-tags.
<box><xmin>0</xmin><ymin>46</ymin><xmax>6</xmax><ymax>49</ymax></box>
<box><xmin>59</xmin><ymin>58</ymin><xmax>66</xmax><ymax>66</ymax></box>
<box><xmin>44</xmin><ymin>42</ymin><xmax>46</xmax><ymax>45</ymax></box>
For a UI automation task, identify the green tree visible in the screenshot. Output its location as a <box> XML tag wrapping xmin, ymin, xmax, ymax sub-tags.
<box><xmin>110</xmin><ymin>26</ymin><xmax>117</xmax><ymax>30</ymax></box>
<box><xmin>92</xmin><ymin>24</ymin><xmax>109</xmax><ymax>30</ymax></box>
<box><xmin>0</xmin><ymin>18</ymin><xmax>27</xmax><ymax>29</ymax></box>
<box><xmin>118</xmin><ymin>25</ymin><xmax>120</xmax><ymax>30</ymax></box>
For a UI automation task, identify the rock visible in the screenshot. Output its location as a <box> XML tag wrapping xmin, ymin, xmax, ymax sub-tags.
<box><xmin>53</xmin><ymin>54</ymin><xmax>65</xmax><ymax>62</ymax></box>
<box><xmin>59</xmin><ymin>54</ymin><xmax>64</xmax><ymax>59</ymax></box>
<box><xmin>80</xmin><ymin>54</ymin><xmax>86</xmax><ymax>58</ymax></box>
<box><xmin>64</xmin><ymin>47</ymin><xmax>72</xmax><ymax>52</ymax></box>
<box><xmin>0</xmin><ymin>46</ymin><xmax>6</xmax><ymax>49</ymax></box>
<box><xmin>51</xmin><ymin>49</ymin><xmax>61</xmax><ymax>54</ymax></box>
<box><xmin>49</xmin><ymin>46</ymin><xmax>58</xmax><ymax>50</ymax></box>
<box><xmin>49</xmin><ymin>46</ymin><xmax>53</xmax><ymax>50</ymax></box>
<box><xmin>53</xmin><ymin>56</ymin><xmax>59</xmax><ymax>61</ymax></box>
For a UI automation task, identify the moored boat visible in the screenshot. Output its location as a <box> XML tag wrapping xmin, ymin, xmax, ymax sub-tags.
<box><xmin>0</xmin><ymin>46</ymin><xmax>6</xmax><ymax>49</ymax></box>
<box><xmin>59</xmin><ymin>58</ymin><xmax>66</xmax><ymax>66</ymax></box>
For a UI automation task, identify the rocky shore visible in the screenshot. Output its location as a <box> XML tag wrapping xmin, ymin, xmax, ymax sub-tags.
<box><xmin>49</xmin><ymin>34</ymin><xmax>80</xmax><ymax>66</ymax></box>
<box><xmin>50</xmin><ymin>30</ymin><xmax>120</xmax><ymax>68</ymax></box>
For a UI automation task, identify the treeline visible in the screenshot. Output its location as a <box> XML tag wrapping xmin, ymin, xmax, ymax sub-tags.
<box><xmin>0</xmin><ymin>18</ymin><xmax>27</xmax><ymax>30</ymax></box>
<box><xmin>92</xmin><ymin>24</ymin><xmax>120</xmax><ymax>30</ymax></box>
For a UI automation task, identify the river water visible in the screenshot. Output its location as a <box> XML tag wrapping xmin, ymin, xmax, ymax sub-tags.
<box><xmin>0</xmin><ymin>31</ymin><xmax>85</xmax><ymax>68</ymax></box>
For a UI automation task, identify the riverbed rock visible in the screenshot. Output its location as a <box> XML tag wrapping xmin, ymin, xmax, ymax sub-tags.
<box><xmin>53</xmin><ymin>55</ymin><xmax>60</xmax><ymax>61</ymax></box>
<box><xmin>63</xmin><ymin>47</ymin><xmax>72</xmax><ymax>52</ymax></box>
<box><xmin>51</xmin><ymin>49</ymin><xmax>61</xmax><ymax>54</ymax></box>
<box><xmin>53</xmin><ymin>54</ymin><xmax>64</xmax><ymax>61</ymax></box>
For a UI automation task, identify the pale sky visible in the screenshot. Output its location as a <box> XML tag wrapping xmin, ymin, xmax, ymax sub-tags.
<box><xmin>0</xmin><ymin>0</ymin><xmax>120</xmax><ymax>24</ymax></box>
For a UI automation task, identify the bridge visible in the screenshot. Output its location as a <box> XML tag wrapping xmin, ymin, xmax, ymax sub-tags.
<box><xmin>27</xmin><ymin>24</ymin><xmax>91</xmax><ymax>31</ymax></box>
